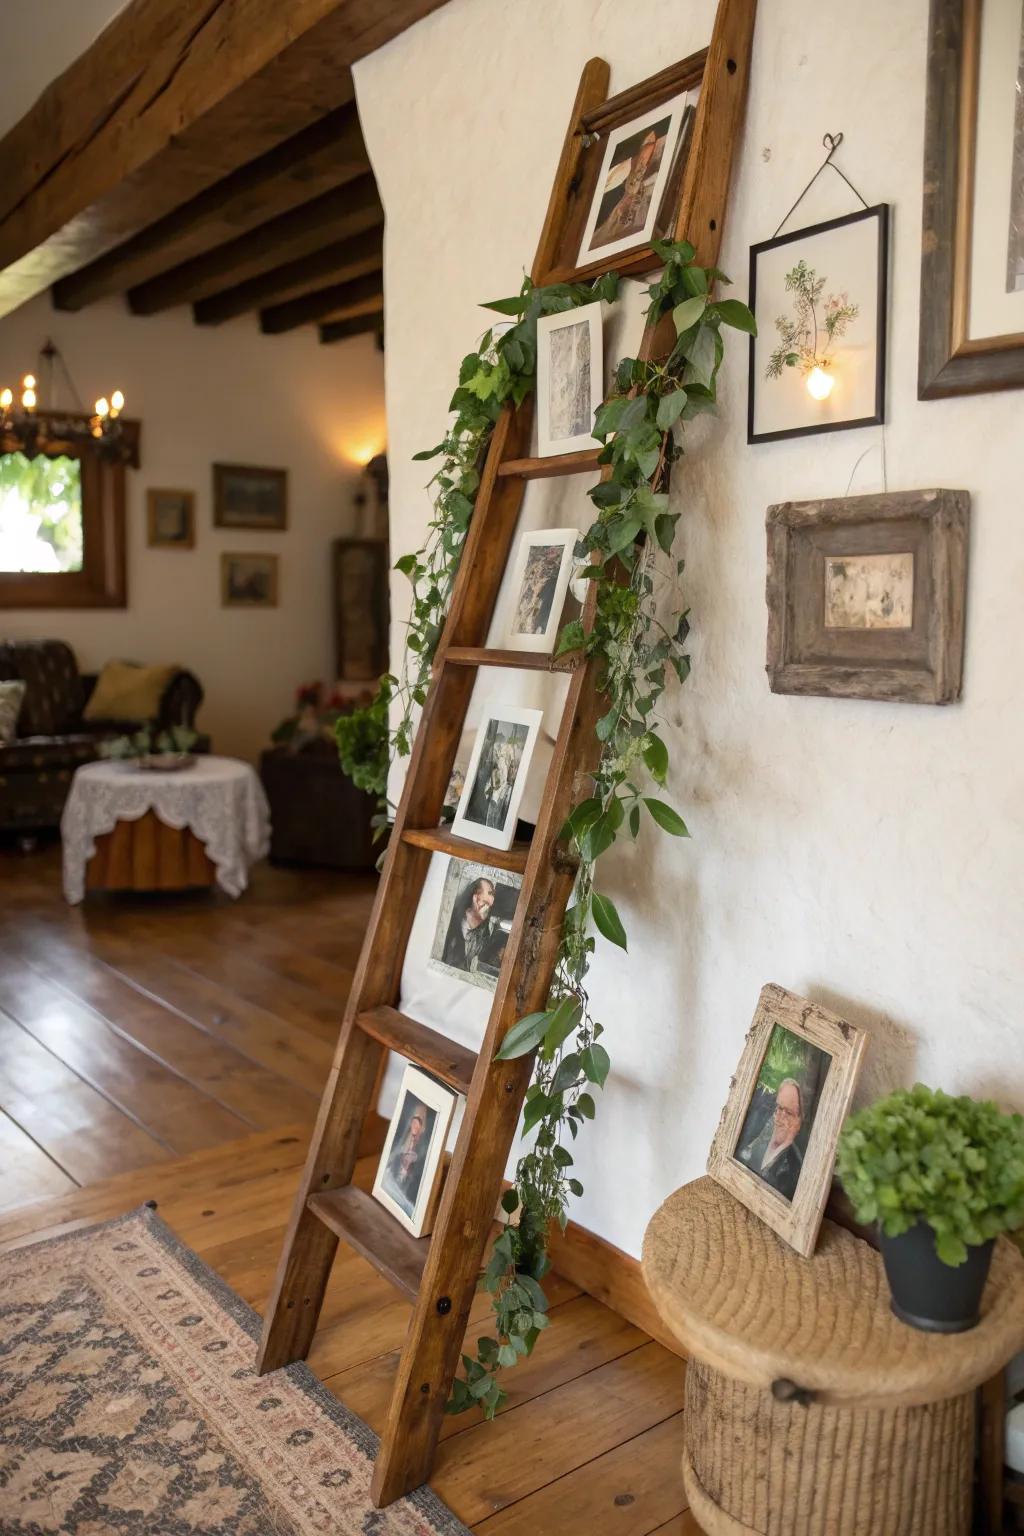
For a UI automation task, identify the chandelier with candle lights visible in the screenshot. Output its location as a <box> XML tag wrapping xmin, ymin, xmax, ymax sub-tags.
<box><xmin>0</xmin><ymin>339</ymin><xmax>132</xmax><ymax>463</ymax></box>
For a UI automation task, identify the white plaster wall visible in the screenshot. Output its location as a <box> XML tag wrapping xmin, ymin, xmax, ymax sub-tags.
<box><xmin>0</xmin><ymin>295</ymin><xmax>385</xmax><ymax>760</ymax></box>
<box><xmin>354</xmin><ymin>0</ymin><xmax>1024</xmax><ymax>1257</ymax></box>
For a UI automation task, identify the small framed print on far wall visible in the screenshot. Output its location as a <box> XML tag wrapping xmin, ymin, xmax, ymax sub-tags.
<box><xmin>748</xmin><ymin>205</ymin><xmax>889</xmax><ymax>443</ymax></box>
<box><xmin>707</xmin><ymin>984</ymin><xmax>867</xmax><ymax>1257</ymax></box>
<box><xmin>147</xmin><ymin>488</ymin><xmax>195</xmax><ymax>548</ymax></box>
<box><xmin>765</xmin><ymin>488</ymin><xmax>969</xmax><ymax>705</ymax></box>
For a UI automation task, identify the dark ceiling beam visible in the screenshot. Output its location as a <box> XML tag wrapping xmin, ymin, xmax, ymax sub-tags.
<box><xmin>0</xmin><ymin>0</ymin><xmax>448</xmax><ymax>318</ymax></box>
<box><xmin>53</xmin><ymin>104</ymin><xmax>369</xmax><ymax>311</ymax></box>
<box><xmin>319</xmin><ymin>312</ymin><xmax>384</xmax><ymax>345</ymax></box>
<box><xmin>126</xmin><ymin>175</ymin><xmax>383</xmax><ymax>314</ymax></box>
<box><xmin>260</xmin><ymin>271</ymin><xmax>383</xmax><ymax>334</ymax></box>
<box><xmin>193</xmin><ymin>226</ymin><xmax>383</xmax><ymax>325</ymax></box>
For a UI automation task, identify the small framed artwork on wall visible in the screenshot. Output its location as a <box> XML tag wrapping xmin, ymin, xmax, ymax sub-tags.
<box><xmin>748</xmin><ymin>205</ymin><xmax>889</xmax><ymax>443</ymax></box>
<box><xmin>428</xmin><ymin>857</ymin><xmax>521</xmax><ymax>992</ymax></box>
<box><xmin>221</xmin><ymin>551</ymin><xmax>279</xmax><ymax>608</ymax></box>
<box><xmin>707</xmin><ymin>983</ymin><xmax>868</xmax><ymax>1257</ymax></box>
<box><xmin>452</xmin><ymin>705</ymin><xmax>543</xmax><ymax>851</ymax></box>
<box><xmin>213</xmin><ymin>463</ymin><xmax>288</xmax><ymax>530</ymax></box>
<box><xmin>146</xmin><ymin>488</ymin><xmax>194</xmax><ymax>548</ymax></box>
<box><xmin>372</xmin><ymin>1063</ymin><xmax>458</xmax><ymax>1238</ymax></box>
<box><xmin>504</xmin><ymin>528</ymin><xmax>579</xmax><ymax>653</ymax></box>
<box><xmin>576</xmin><ymin>93</ymin><xmax>694</xmax><ymax>268</ymax></box>
<box><xmin>536</xmin><ymin>302</ymin><xmax>604</xmax><ymax>457</ymax></box>
<box><xmin>765</xmin><ymin>488</ymin><xmax>969</xmax><ymax>704</ymax></box>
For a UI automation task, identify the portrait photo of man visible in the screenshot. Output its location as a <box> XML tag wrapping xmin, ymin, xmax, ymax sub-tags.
<box><xmin>733</xmin><ymin>1024</ymin><xmax>832</xmax><ymax>1206</ymax></box>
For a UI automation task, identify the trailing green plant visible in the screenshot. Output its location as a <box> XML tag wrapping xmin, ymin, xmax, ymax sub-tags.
<box><xmin>99</xmin><ymin>723</ymin><xmax>197</xmax><ymax>760</ymax></box>
<box><xmin>334</xmin><ymin>270</ymin><xmax>619</xmax><ymax>805</ymax></box>
<box><xmin>447</xmin><ymin>239</ymin><xmax>755</xmax><ymax>1418</ymax></box>
<box><xmin>837</xmin><ymin>1084</ymin><xmax>1024</xmax><ymax>1266</ymax></box>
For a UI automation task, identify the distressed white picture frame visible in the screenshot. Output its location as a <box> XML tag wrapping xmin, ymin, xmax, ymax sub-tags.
<box><xmin>504</xmin><ymin>527</ymin><xmax>580</xmax><ymax>653</ymax></box>
<box><xmin>371</xmin><ymin>1063</ymin><xmax>457</xmax><ymax>1238</ymax></box>
<box><xmin>451</xmin><ymin>704</ymin><xmax>543</xmax><ymax>851</ymax></box>
<box><xmin>536</xmin><ymin>302</ymin><xmax>604</xmax><ymax>457</ymax></box>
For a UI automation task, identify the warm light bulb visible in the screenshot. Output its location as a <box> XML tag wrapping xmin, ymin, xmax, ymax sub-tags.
<box><xmin>21</xmin><ymin>387</ymin><xmax>36</xmax><ymax>410</ymax></box>
<box><xmin>95</xmin><ymin>396</ymin><xmax>110</xmax><ymax>418</ymax></box>
<box><xmin>0</xmin><ymin>387</ymin><xmax>11</xmax><ymax>410</ymax></box>
<box><xmin>22</xmin><ymin>373</ymin><xmax>36</xmax><ymax>390</ymax></box>
<box><xmin>110</xmin><ymin>389</ymin><xmax>124</xmax><ymax>415</ymax></box>
<box><xmin>806</xmin><ymin>364</ymin><xmax>835</xmax><ymax>401</ymax></box>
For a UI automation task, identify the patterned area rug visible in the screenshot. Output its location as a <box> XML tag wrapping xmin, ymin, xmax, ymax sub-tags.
<box><xmin>0</xmin><ymin>1206</ymin><xmax>469</xmax><ymax>1535</ymax></box>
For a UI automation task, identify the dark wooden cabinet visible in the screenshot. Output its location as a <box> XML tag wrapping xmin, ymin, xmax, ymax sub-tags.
<box><xmin>259</xmin><ymin>741</ymin><xmax>377</xmax><ymax>871</ymax></box>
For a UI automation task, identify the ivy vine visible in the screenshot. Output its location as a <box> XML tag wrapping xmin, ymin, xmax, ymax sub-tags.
<box><xmin>335</xmin><ymin>239</ymin><xmax>755</xmax><ymax>1421</ymax></box>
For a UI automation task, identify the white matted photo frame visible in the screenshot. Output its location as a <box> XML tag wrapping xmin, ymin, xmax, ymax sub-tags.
<box><xmin>576</xmin><ymin>92</ymin><xmax>693</xmax><ymax>267</ymax></box>
<box><xmin>748</xmin><ymin>205</ymin><xmax>889</xmax><ymax>444</ymax></box>
<box><xmin>504</xmin><ymin>528</ymin><xmax>580</xmax><ymax>653</ymax></box>
<box><xmin>707</xmin><ymin>983</ymin><xmax>868</xmax><ymax>1257</ymax></box>
<box><xmin>451</xmin><ymin>705</ymin><xmax>543</xmax><ymax>851</ymax></box>
<box><xmin>536</xmin><ymin>302</ymin><xmax>604</xmax><ymax>457</ymax></box>
<box><xmin>372</xmin><ymin>1064</ymin><xmax>458</xmax><ymax>1237</ymax></box>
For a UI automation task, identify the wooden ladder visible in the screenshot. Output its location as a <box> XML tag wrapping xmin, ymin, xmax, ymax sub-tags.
<box><xmin>258</xmin><ymin>0</ymin><xmax>755</xmax><ymax>1506</ymax></box>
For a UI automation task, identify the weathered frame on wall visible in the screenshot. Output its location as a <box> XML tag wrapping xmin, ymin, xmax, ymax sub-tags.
<box><xmin>919</xmin><ymin>0</ymin><xmax>1024</xmax><ymax>397</ymax></box>
<box><xmin>707</xmin><ymin>983</ymin><xmax>867</xmax><ymax>1258</ymax></box>
<box><xmin>765</xmin><ymin>488</ymin><xmax>969</xmax><ymax>704</ymax></box>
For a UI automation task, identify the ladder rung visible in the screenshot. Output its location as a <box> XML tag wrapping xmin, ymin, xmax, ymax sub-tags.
<box><xmin>497</xmin><ymin>448</ymin><xmax>601</xmax><ymax>480</ymax></box>
<box><xmin>356</xmin><ymin>1004</ymin><xmax>477</xmax><ymax>1096</ymax></box>
<box><xmin>307</xmin><ymin>1185</ymin><xmax>428</xmax><ymax>1302</ymax></box>
<box><xmin>445</xmin><ymin>645</ymin><xmax>577</xmax><ymax>673</ymax></box>
<box><xmin>402</xmin><ymin>824</ymin><xmax>531</xmax><ymax>874</ymax></box>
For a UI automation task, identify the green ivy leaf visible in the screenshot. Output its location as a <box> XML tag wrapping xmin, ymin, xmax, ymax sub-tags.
<box><xmin>555</xmin><ymin>619</ymin><xmax>586</xmax><ymax>657</ymax></box>
<box><xmin>655</xmin><ymin>389</ymin><xmax>688</xmax><ymax>430</ymax></box>
<box><xmin>542</xmin><ymin>996</ymin><xmax>583</xmax><ymax>1057</ymax></box>
<box><xmin>496</xmin><ymin>1011</ymin><xmax>550</xmax><ymax>1061</ymax></box>
<box><xmin>713</xmin><ymin>298</ymin><xmax>757</xmax><ymax>334</ymax></box>
<box><xmin>580</xmin><ymin>1042</ymin><xmax>611</xmax><ymax>1088</ymax></box>
<box><xmin>591</xmin><ymin>891</ymin><xmax>627</xmax><ymax>950</ymax></box>
<box><xmin>644</xmin><ymin>798</ymin><xmax>689</xmax><ymax>836</ymax></box>
<box><xmin>672</xmin><ymin>295</ymin><xmax>708</xmax><ymax>334</ymax></box>
<box><xmin>642</xmin><ymin>734</ymin><xmax>669</xmax><ymax>784</ymax></box>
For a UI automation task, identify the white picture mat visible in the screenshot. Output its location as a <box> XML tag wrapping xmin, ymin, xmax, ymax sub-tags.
<box><xmin>371</xmin><ymin>1062</ymin><xmax>457</xmax><ymax>1236</ymax></box>
<box><xmin>536</xmin><ymin>303</ymin><xmax>604</xmax><ymax>456</ymax></box>
<box><xmin>751</xmin><ymin>216</ymin><xmax>882</xmax><ymax>437</ymax></box>
<box><xmin>576</xmin><ymin>91</ymin><xmax>691</xmax><ymax>264</ymax></box>
<box><xmin>451</xmin><ymin>704</ymin><xmax>543</xmax><ymax>850</ymax></box>
<box><xmin>503</xmin><ymin>527</ymin><xmax>580</xmax><ymax>653</ymax></box>
<box><xmin>968</xmin><ymin>0</ymin><xmax>1024</xmax><ymax>339</ymax></box>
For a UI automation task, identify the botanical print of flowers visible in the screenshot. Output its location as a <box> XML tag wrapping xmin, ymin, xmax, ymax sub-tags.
<box><xmin>765</xmin><ymin>260</ymin><xmax>859</xmax><ymax>381</ymax></box>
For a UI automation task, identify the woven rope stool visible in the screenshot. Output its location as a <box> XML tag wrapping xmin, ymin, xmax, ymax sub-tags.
<box><xmin>642</xmin><ymin>1177</ymin><xmax>1024</xmax><ymax>1536</ymax></box>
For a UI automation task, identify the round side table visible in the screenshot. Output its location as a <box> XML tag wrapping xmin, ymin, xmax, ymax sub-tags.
<box><xmin>642</xmin><ymin>1177</ymin><xmax>1024</xmax><ymax>1536</ymax></box>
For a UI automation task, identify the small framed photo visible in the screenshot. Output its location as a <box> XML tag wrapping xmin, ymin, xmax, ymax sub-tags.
<box><xmin>372</xmin><ymin>1064</ymin><xmax>457</xmax><ymax>1237</ymax></box>
<box><xmin>748</xmin><ymin>205</ymin><xmax>889</xmax><ymax>444</ymax></box>
<box><xmin>451</xmin><ymin>705</ymin><xmax>543</xmax><ymax>851</ymax></box>
<box><xmin>147</xmin><ymin>488</ymin><xmax>195</xmax><ymax>548</ymax></box>
<box><xmin>221</xmin><ymin>551</ymin><xmax>278</xmax><ymax>608</ymax></box>
<box><xmin>428</xmin><ymin>856</ymin><xmax>521</xmax><ymax>992</ymax></box>
<box><xmin>213</xmin><ymin>463</ymin><xmax>288</xmax><ymax>530</ymax></box>
<box><xmin>766</xmin><ymin>488</ymin><xmax>969</xmax><ymax>704</ymax></box>
<box><xmin>504</xmin><ymin>528</ymin><xmax>579</xmax><ymax>653</ymax></box>
<box><xmin>707</xmin><ymin>984</ymin><xmax>868</xmax><ymax>1257</ymax></box>
<box><xmin>577</xmin><ymin>92</ymin><xmax>693</xmax><ymax>267</ymax></box>
<box><xmin>536</xmin><ymin>301</ymin><xmax>604</xmax><ymax>457</ymax></box>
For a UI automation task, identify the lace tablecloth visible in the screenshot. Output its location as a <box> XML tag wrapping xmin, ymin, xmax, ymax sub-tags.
<box><xmin>61</xmin><ymin>756</ymin><xmax>271</xmax><ymax>904</ymax></box>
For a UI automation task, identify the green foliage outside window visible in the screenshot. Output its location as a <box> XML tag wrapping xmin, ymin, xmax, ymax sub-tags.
<box><xmin>0</xmin><ymin>451</ymin><xmax>83</xmax><ymax>573</ymax></box>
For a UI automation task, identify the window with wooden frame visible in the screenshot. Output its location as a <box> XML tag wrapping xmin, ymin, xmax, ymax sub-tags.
<box><xmin>0</xmin><ymin>412</ymin><xmax>138</xmax><ymax>608</ymax></box>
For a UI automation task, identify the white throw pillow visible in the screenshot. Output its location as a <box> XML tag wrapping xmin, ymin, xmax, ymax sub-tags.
<box><xmin>0</xmin><ymin>679</ymin><xmax>26</xmax><ymax>744</ymax></box>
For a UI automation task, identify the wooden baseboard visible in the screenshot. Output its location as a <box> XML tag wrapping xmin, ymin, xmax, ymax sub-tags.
<box><xmin>548</xmin><ymin>1215</ymin><xmax>685</xmax><ymax>1358</ymax></box>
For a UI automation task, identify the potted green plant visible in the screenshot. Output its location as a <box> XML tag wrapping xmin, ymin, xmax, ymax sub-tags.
<box><xmin>837</xmin><ymin>1084</ymin><xmax>1024</xmax><ymax>1333</ymax></box>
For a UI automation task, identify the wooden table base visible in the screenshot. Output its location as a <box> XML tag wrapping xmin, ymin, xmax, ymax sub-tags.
<box><xmin>86</xmin><ymin>811</ymin><xmax>216</xmax><ymax>893</ymax></box>
<box><xmin>682</xmin><ymin>1357</ymin><xmax>974</xmax><ymax>1536</ymax></box>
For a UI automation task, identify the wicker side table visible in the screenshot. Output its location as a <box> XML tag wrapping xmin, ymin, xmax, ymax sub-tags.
<box><xmin>642</xmin><ymin>1177</ymin><xmax>1024</xmax><ymax>1536</ymax></box>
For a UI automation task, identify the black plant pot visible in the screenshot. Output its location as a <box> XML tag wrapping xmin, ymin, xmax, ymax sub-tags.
<box><xmin>879</xmin><ymin>1222</ymin><xmax>994</xmax><ymax>1333</ymax></box>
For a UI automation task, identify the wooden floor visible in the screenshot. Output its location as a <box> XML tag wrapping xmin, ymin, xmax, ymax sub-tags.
<box><xmin>0</xmin><ymin>844</ymin><xmax>695</xmax><ymax>1534</ymax></box>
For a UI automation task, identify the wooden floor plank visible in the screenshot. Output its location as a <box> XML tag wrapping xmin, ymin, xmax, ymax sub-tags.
<box><xmin>430</xmin><ymin>1343</ymin><xmax>686</xmax><ymax>1525</ymax></box>
<box><xmin>472</xmin><ymin>1413</ymin><xmax>687</xmax><ymax>1535</ymax></box>
<box><xmin>0</xmin><ymin>950</ymin><xmax>250</xmax><ymax>1153</ymax></box>
<box><xmin>0</xmin><ymin>1108</ymin><xmax>79</xmax><ymax>1213</ymax></box>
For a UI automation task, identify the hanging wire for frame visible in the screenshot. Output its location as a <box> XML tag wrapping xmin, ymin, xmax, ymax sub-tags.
<box><xmin>772</xmin><ymin>132</ymin><xmax>870</xmax><ymax>239</ymax></box>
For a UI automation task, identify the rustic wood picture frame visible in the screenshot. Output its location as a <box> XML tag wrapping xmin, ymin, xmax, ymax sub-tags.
<box><xmin>765</xmin><ymin>488</ymin><xmax>969</xmax><ymax>704</ymax></box>
<box><xmin>220</xmin><ymin>551</ymin><xmax>278</xmax><ymax>608</ymax></box>
<box><xmin>919</xmin><ymin>0</ymin><xmax>1024</xmax><ymax>398</ymax></box>
<box><xmin>707</xmin><ymin>983</ymin><xmax>867</xmax><ymax>1257</ymax></box>
<box><xmin>213</xmin><ymin>462</ymin><xmax>288</xmax><ymax>530</ymax></box>
<box><xmin>146</xmin><ymin>488</ymin><xmax>195</xmax><ymax>548</ymax></box>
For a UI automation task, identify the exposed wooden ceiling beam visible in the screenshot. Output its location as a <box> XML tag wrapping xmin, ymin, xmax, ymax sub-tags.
<box><xmin>260</xmin><ymin>271</ymin><xmax>383</xmax><ymax>334</ymax></box>
<box><xmin>0</xmin><ymin>0</ymin><xmax>447</xmax><ymax>318</ymax></box>
<box><xmin>52</xmin><ymin>105</ymin><xmax>369</xmax><ymax>311</ymax></box>
<box><xmin>193</xmin><ymin>226</ymin><xmax>383</xmax><ymax>325</ymax></box>
<box><xmin>319</xmin><ymin>312</ymin><xmax>384</xmax><ymax>345</ymax></box>
<box><xmin>126</xmin><ymin>176</ymin><xmax>383</xmax><ymax>314</ymax></box>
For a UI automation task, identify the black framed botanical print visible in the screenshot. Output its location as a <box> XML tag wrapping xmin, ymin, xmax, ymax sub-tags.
<box><xmin>748</xmin><ymin>205</ymin><xmax>889</xmax><ymax>443</ymax></box>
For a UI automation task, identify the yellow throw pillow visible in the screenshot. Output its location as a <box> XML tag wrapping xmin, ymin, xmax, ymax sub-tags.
<box><xmin>83</xmin><ymin>660</ymin><xmax>178</xmax><ymax>722</ymax></box>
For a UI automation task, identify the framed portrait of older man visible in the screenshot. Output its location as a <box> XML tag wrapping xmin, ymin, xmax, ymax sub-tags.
<box><xmin>707</xmin><ymin>984</ymin><xmax>867</xmax><ymax>1257</ymax></box>
<box><xmin>372</xmin><ymin>1064</ymin><xmax>458</xmax><ymax>1238</ymax></box>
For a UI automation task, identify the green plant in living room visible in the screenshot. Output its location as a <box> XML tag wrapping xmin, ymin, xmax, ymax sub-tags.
<box><xmin>99</xmin><ymin>723</ymin><xmax>198</xmax><ymax>760</ymax></box>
